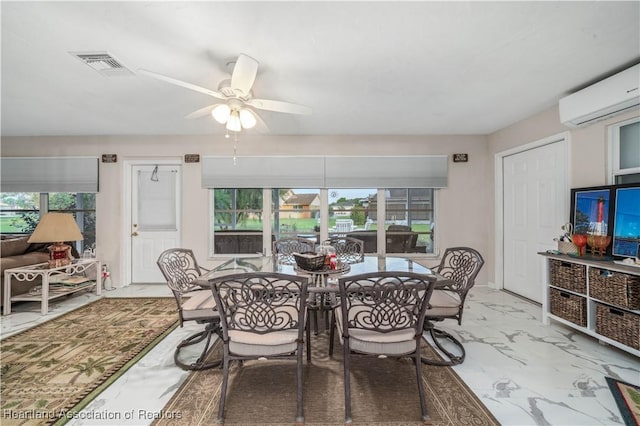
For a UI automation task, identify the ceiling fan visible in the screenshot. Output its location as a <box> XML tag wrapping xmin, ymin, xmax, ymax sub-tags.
<box><xmin>138</xmin><ymin>54</ymin><xmax>312</xmax><ymax>132</ymax></box>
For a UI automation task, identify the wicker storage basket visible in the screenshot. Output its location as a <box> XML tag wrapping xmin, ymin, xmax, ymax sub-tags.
<box><xmin>557</xmin><ymin>241</ymin><xmax>579</xmax><ymax>255</ymax></box>
<box><xmin>595</xmin><ymin>302</ymin><xmax>640</xmax><ymax>350</ymax></box>
<box><xmin>293</xmin><ymin>252</ymin><xmax>326</xmax><ymax>271</ymax></box>
<box><xmin>549</xmin><ymin>259</ymin><xmax>586</xmax><ymax>294</ymax></box>
<box><xmin>550</xmin><ymin>287</ymin><xmax>587</xmax><ymax>327</ymax></box>
<box><xmin>589</xmin><ymin>268</ymin><xmax>640</xmax><ymax>310</ymax></box>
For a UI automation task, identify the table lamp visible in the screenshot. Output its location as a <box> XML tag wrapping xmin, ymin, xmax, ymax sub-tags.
<box><xmin>27</xmin><ymin>213</ymin><xmax>83</xmax><ymax>268</ymax></box>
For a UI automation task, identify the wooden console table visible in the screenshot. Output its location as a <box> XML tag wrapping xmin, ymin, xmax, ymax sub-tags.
<box><xmin>3</xmin><ymin>259</ymin><xmax>102</xmax><ymax>315</ymax></box>
<box><xmin>539</xmin><ymin>252</ymin><xmax>639</xmax><ymax>357</ymax></box>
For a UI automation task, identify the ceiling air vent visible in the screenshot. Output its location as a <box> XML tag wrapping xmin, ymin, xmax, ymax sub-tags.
<box><xmin>70</xmin><ymin>51</ymin><xmax>133</xmax><ymax>77</ymax></box>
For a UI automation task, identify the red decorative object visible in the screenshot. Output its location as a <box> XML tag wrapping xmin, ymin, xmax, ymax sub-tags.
<box><xmin>597</xmin><ymin>198</ymin><xmax>604</xmax><ymax>223</ymax></box>
<box><xmin>48</xmin><ymin>242</ymin><xmax>73</xmax><ymax>268</ymax></box>
<box><xmin>572</xmin><ymin>234</ymin><xmax>588</xmax><ymax>256</ymax></box>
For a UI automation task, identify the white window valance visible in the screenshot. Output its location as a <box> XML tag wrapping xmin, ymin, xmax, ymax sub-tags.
<box><xmin>202</xmin><ymin>155</ymin><xmax>448</xmax><ymax>188</ymax></box>
<box><xmin>0</xmin><ymin>157</ymin><xmax>99</xmax><ymax>193</ymax></box>
<box><xmin>324</xmin><ymin>155</ymin><xmax>448</xmax><ymax>188</ymax></box>
<box><xmin>202</xmin><ymin>156</ymin><xmax>325</xmax><ymax>188</ymax></box>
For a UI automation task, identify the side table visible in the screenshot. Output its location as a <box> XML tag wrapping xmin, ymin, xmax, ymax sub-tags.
<box><xmin>3</xmin><ymin>259</ymin><xmax>102</xmax><ymax>315</ymax></box>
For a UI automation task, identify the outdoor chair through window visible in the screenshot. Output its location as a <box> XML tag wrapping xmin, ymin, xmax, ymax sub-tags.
<box><xmin>273</xmin><ymin>237</ymin><xmax>316</xmax><ymax>265</ymax></box>
<box><xmin>157</xmin><ymin>248</ymin><xmax>221</xmax><ymax>371</ymax></box>
<box><xmin>421</xmin><ymin>246</ymin><xmax>484</xmax><ymax>366</ymax></box>
<box><xmin>386</xmin><ymin>224</ymin><xmax>418</xmax><ymax>253</ymax></box>
<box><xmin>323</xmin><ymin>236</ymin><xmax>365</xmax><ymax>265</ymax></box>
<box><xmin>334</xmin><ymin>218</ymin><xmax>354</xmax><ymax>233</ymax></box>
<box><xmin>330</xmin><ymin>271</ymin><xmax>437</xmax><ymax>423</ymax></box>
<box><xmin>209</xmin><ymin>272</ymin><xmax>310</xmax><ymax>425</ymax></box>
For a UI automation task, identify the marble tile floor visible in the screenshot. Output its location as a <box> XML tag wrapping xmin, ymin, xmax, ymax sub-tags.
<box><xmin>1</xmin><ymin>285</ymin><xmax>638</xmax><ymax>426</ymax></box>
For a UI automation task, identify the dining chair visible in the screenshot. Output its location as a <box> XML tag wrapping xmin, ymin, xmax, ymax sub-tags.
<box><xmin>308</xmin><ymin>236</ymin><xmax>366</xmax><ymax>335</ymax></box>
<box><xmin>331</xmin><ymin>271</ymin><xmax>437</xmax><ymax>423</ymax></box>
<box><xmin>323</xmin><ymin>236</ymin><xmax>365</xmax><ymax>264</ymax></box>
<box><xmin>421</xmin><ymin>246</ymin><xmax>484</xmax><ymax>366</ymax></box>
<box><xmin>156</xmin><ymin>248</ymin><xmax>221</xmax><ymax>370</ymax></box>
<box><xmin>273</xmin><ymin>237</ymin><xmax>316</xmax><ymax>265</ymax></box>
<box><xmin>209</xmin><ymin>272</ymin><xmax>310</xmax><ymax>425</ymax></box>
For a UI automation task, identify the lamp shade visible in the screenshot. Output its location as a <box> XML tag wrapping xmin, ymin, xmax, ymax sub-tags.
<box><xmin>211</xmin><ymin>104</ymin><xmax>231</xmax><ymax>124</ymax></box>
<box><xmin>226</xmin><ymin>110</ymin><xmax>242</xmax><ymax>132</ymax></box>
<box><xmin>27</xmin><ymin>213</ymin><xmax>83</xmax><ymax>243</ymax></box>
<box><xmin>239</xmin><ymin>108</ymin><xmax>257</xmax><ymax>129</ymax></box>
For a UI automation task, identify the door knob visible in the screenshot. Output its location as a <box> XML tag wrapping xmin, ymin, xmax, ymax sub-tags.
<box><xmin>131</xmin><ymin>232</ymin><xmax>139</xmax><ymax>237</ymax></box>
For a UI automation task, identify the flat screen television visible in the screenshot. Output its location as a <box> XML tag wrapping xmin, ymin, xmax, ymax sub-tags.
<box><xmin>611</xmin><ymin>183</ymin><xmax>640</xmax><ymax>259</ymax></box>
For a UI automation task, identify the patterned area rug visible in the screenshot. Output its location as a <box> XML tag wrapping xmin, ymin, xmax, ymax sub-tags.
<box><xmin>606</xmin><ymin>376</ymin><xmax>640</xmax><ymax>426</ymax></box>
<box><xmin>155</xmin><ymin>332</ymin><xmax>500</xmax><ymax>426</ymax></box>
<box><xmin>1</xmin><ymin>298</ymin><xmax>179</xmax><ymax>426</ymax></box>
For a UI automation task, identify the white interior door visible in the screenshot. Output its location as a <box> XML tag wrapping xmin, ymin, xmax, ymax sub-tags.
<box><xmin>503</xmin><ymin>141</ymin><xmax>567</xmax><ymax>302</ymax></box>
<box><xmin>131</xmin><ymin>164</ymin><xmax>181</xmax><ymax>283</ymax></box>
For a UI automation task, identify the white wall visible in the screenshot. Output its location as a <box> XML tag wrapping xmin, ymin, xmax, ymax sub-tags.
<box><xmin>0</xmin><ymin>134</ymin><xmax>491</xmax><ymax>287</ymax></box>
<box><xmin>487</xmin><ymin>106</ymin><xmax>640</xmax><ymax>286</ymax></box>
<box><xmin>4</xmin><ymin>106</ymin><xmax>637</xmax><ymax>290</ymax></box>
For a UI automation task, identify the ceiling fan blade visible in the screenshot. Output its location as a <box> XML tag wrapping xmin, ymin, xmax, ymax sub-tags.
<box><xmin>184</xmin><ymin>104</ymin><xmax>220</xmax><ymax>120</ymax></box>
<box><xmin>138</xmin><ymin>69</ymin><xmax>226</xmax><ymax>100</ymax></box>
<box><xmin>250</xmin><ymin>108</ymin><xmax>270</xmax><ymax>134</ymax></box>
<box><xmin>247</xmin><ymin>98</ymin><xmax>312</xmax><ymax>115</ymax></box>
<box><xmin>230</xmin><ymin>54</ymin><xmax>258</xmax><ymax>95</ymax></box>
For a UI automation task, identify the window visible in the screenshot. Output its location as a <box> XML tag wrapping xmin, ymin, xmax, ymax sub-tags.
<box><xmin>212</xmin><ymin>188</ymin><xmax>264</xmax><ymax>254</ymax></box>
<box><xmin>610</xmin><ymin>117</ymin><xmax>640</xmax><ymax>184</ymax></box>
<box><xmin>210</xmin><ymin>186</ymin><xmax>436</xmax><ymax>256</ymax></box>
<box><xmin>328</xmin><ymin>189</ymin><xmax>374</xmax><ymax>231</ymax></box>
<box><xmin>0</xmin><ymin>192</ymin><xmax>40</xmax><ymax>234</ymax></box>
<box><xmin>204</xmin><ymin>155</ymin><xmax>445</xmax><ymax>256</ymax></box>
<box><xmin>0</xmin><ymin>192</ymin><xmax>96</xmax><ymax>252</ymax></box>
<box><xmin>376</xmin><ymin>189</ymin><xmax>434</xmax><ymax>254</ymax></box>
<box><xmin>272</xmin><ymin>188</ymin><xmax>320</xmax><ymax>241</ymax></box>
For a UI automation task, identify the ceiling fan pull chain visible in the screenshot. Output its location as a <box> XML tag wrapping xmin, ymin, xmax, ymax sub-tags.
<box><xmin>233</xmin><ymin>133</ymin><xmax>238</xmax><ymax>165</ymax></box>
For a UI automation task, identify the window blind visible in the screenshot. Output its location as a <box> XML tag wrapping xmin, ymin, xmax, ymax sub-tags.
<box><xmin>324</xmin><ymin>156</ymin><xmax>448</xmax><ymax>188</ymax></box>
<box><xmin>0</xmin><ymin>157</ymin><xmax>99</xmax><ymax>192</ymax></box>
<box><xmin>202</xmin><ymin>155</ymin><xmax>448</xmax><ymax>188</ymax></box>
<box><xmin>202</xmin><ymin>156</ymin><xmax>325</xmax><ymax>188</ymax></box>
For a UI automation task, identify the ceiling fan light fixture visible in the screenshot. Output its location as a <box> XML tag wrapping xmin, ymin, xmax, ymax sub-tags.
<box><xmin>211</xmin><ymin>104</ymin><xmax>231</xmax><ymax>124</ymax></box>
<box><xmin>226</xmin><ymin>110</ymin><xmax>242</xmax><ymax>132</ymax></box>
<box><xmin>239</xmin><ymin>108</ymin><xmax>257</xmax><ymax>129</ymax></box>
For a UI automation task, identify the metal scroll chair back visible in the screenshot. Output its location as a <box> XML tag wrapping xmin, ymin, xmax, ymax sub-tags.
<box><xmin>209</xmin><ymin>272</ymin><xmax>309</xmax><ymax>425</ymax></box>
<box><xmin>323</xmin><ymin>236</ymin><xmax>364</xmax><ymax>264</ymax></box>
<box><xmin>156</xmin><ymin>248</ymin><xmax>221</xmax><ymax>370</ymax></box>
<box><xmin>157</xmin><ymin>248</ymin><xmax>206</xmax><ymax>324</ymax></box>
<box><xmin>431</xmin><ymin>246</ymin><xmax>484</xmax><ymax>324</ymax></box>
<box><xmin>422</xmin><ymin>246</ymin><xmax>484</xmax><ymax>366</ymax></box>
<box><xmin>332</xmin><ymin>272</ymin><xmax>437</xmax><ymax>423</ymax></box>
<box><xmin>273</xmin><ymin>237</ymin><xmax>316</xmax><ymax>265</ymax></box>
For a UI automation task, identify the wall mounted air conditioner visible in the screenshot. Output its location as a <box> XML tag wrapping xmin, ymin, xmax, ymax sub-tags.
<box><xmin>559</xmin><ymin>63</ymin><xmax>639</xmax><ymax>128</ymax></box>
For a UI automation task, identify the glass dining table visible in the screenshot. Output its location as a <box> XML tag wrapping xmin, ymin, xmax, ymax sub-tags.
<box><xmin>195</xmin><ymin>255</ymin><xmax>443</xmax><ymax>363</ymax></box>
<box><xmin>194</xmin><ymin>255</ymin><xmax>437</xmax><ymax>289</ymax></box>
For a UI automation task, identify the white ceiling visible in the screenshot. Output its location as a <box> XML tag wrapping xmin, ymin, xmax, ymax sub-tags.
<box><xmin>1</xmin><ymin>1</ymin><xmax>639</xmax><ymax>137</ymax></box>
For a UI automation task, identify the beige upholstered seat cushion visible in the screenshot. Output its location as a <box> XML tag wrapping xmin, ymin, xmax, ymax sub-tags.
<box><xmin>182</xmin><ymin>289</ymin><xmax>217</xmax><ymax>321</ymax></box>
<box><xmin>425</xmin><ymin>289</ymin><xmax>461</xmax><ymax>317</ymax></box>
<box><xmin>229</xmin><ymin>329</ymin><xmax>299</xmax><ymax>356</ymax></box>
<box><xmin>334</xmin><ymin>308</ymin><xmax>417</xmax><ymax>356</ymax></box>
